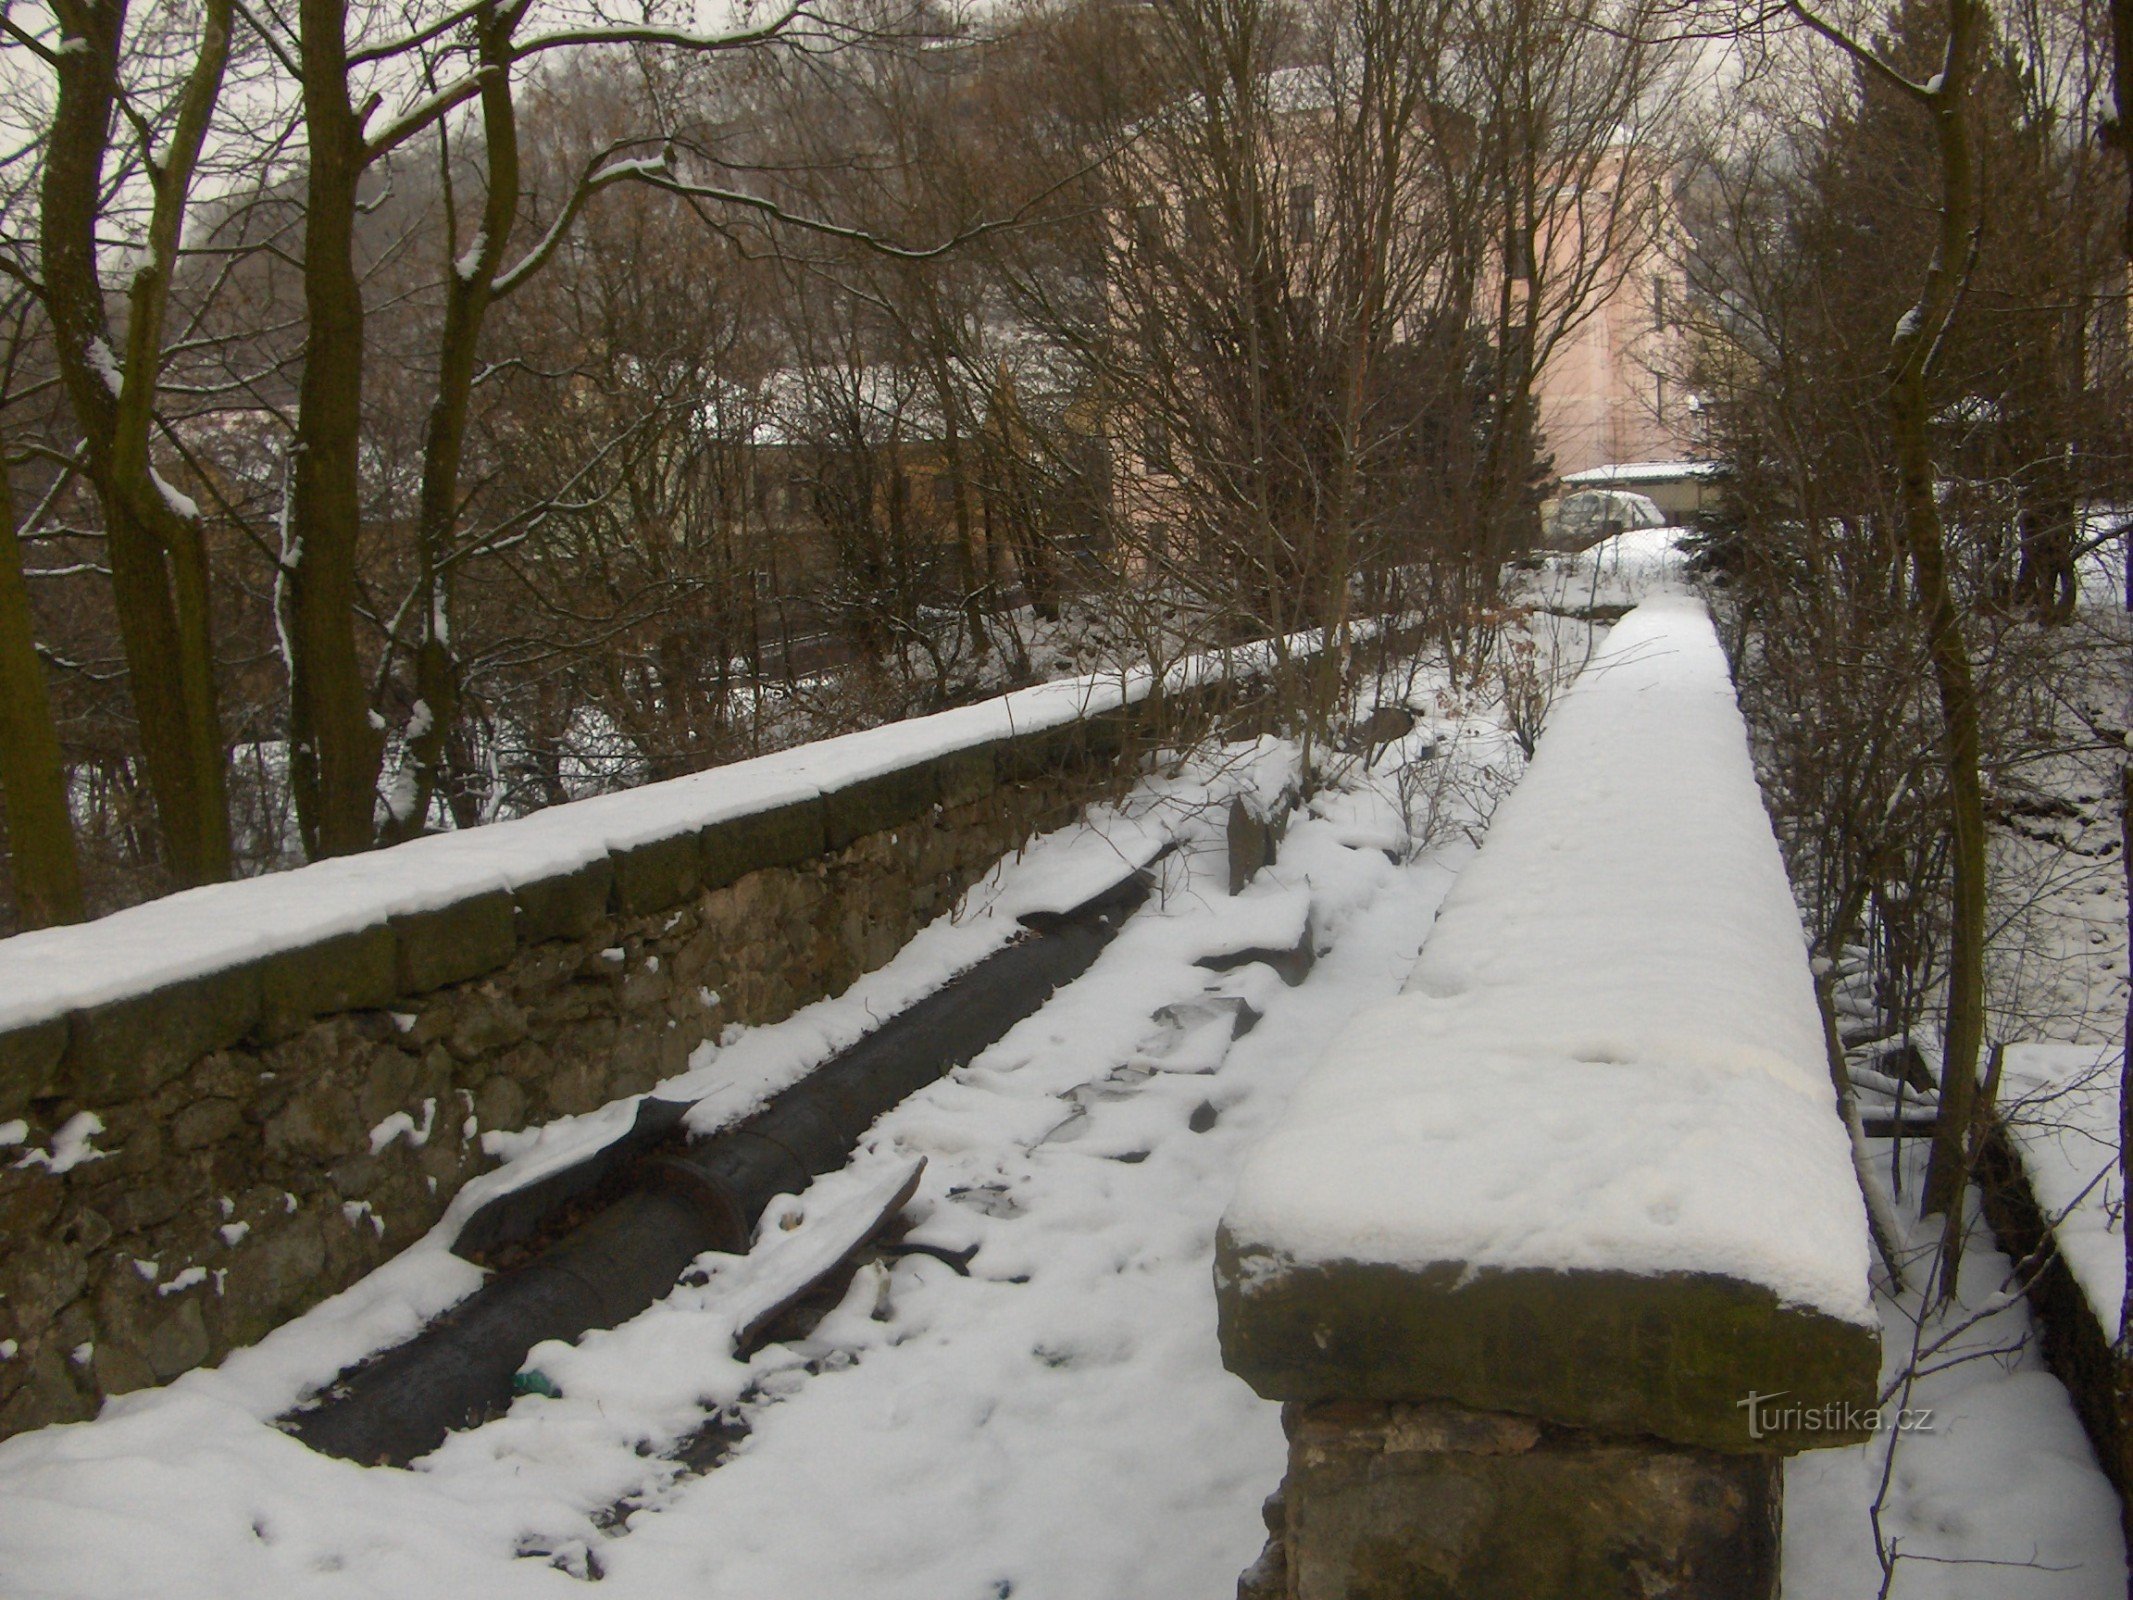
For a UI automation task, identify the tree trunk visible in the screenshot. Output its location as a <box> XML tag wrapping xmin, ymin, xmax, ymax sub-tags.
<box><xmin>380</xmin><ymin>7</ymin><xmax>518</xmax><ymax>845</ymax></box>
<box><xmin>1870</xmin><ymin>4</ymin><xmax>1987</xmax><ymax>1287</ymax></box>
<box><xmin>288</xmin><ymin>0</ymin><xmax>384</xmax><ymax>858</ymax></box>
<box><xmin>0</xmin><ymin>463</ymin><xmax>84</xmax><ymax>927</ymax></box>
<box><xmin>40</xmin><ymin>0</ymin><xmax>232</xmax><ymax>886</ymax></box>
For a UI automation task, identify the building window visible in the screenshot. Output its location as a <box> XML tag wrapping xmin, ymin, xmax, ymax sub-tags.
<box><xmin>1184</xmin><ymin>199</ymin><xmax>1215</xmax><ymax>254</ymax></box>
<box><xmin>1287</xmin><ymin>184</ymin><xmax>1316</xmax><ymax>252</ymax></box>
<box><xmin>1652</xmin><ymin>274</ymin><xmax>1669</xmax><ymax>331</ymax></box>
<box><xmin>1141</xmin><ymin>415</ymin><xmax>1174</xmax><ymax>475</ymax></box>
<box><xmin>1132</xmin><ymin>202</ymin><xmax>1164</xmax><ymax>257</ymax></box>
<box><xmin>1507</xmin><ymin>230</ymin><xmax>1534</xmax><ymax>282</ymax></box>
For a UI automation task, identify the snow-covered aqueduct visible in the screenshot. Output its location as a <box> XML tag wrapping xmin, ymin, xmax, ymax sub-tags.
<box><xmin>0</xmin><ymin>596</ymin><xmax>2121</xmax><ymax>1598</ymax></box>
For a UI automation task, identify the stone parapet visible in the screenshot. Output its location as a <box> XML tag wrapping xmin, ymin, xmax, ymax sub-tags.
<box><xmin>1215</xmin><ymin>600</ymin><xmax>1880</xmax><ymax>1597</ymax></box>
<box><xmin>0</xmin><ymin>637</ymin><xmax>1322</xmax><ymax>1440</ymax></box>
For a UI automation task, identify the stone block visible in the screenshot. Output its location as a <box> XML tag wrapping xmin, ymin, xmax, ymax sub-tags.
<box><xmin>103</xmin><ymin>1181</ymin><xmax>184</xmax><ymax>1234</ymax></box>
<box><xmin>64</xmin><ymin>966</ymin><xmax>261</xmax><ymax>1103</ymax></box>
<box><xmin>1081</xmin><ymin>705</ymin><xmax>1136</xmax><ymax>759</ymax></box>
<box><xmin>1281</xmin><ymin>1399</ymin><xmax>1780</xmax><ymax>1600</ymax></box>
<box><xmin>700</xmin><ymin>799</ymin><xmax>828</xmax><ymax>890</ymax></box>
<box><xmin>824</xmin><ymin>764</ymin><xmax>938</xmax><ymax>851</ymax></box>
<box><xmin>1215</xmin><ymin>1241</ymin><xmax>1881</xmax><ymax>1454</ymax></box>
<box><xmin>473</xmin><ymin>1073</ymin><xmax>528</xmax><ymax>1135</ymax></box>
<box><xmin>263</xmin><ymin>1083</ymin><xmax>366</xmax><ymax>1163</ymax></box>
<box><xmin>142</xmin><ymin>1296</ymin><xmax>211</xmax><ymax>1383</ymax></box>
<box><xmin>996</xmin><ymin>720</ymin><xmax>1082</xmax><ymax>782</ymax></box>
<box><xmin>92</xmin><ymin>1339</ymin><xmax>157</xmax><ymax>1398</ymax></box>
<box><xmin>610</xmin><ymin>833</ymin><xmax>702</xmax><ymax>918</ymax></box>
<box><xmin>0</xmin><ymin>1343</ymin><xmax>92</xmax><ymax>1434</ymax></box>
<box><xmin>171</xmin><ymin>1097</ymin><xmax>243</xmax><ymax>1152</ymax></box>
<box><xmin>440</xmin><ymin>992</ymin><xmax>529</xmax><ymax>1063</ymax></box>
<box><xmin>6</xmin><ymin>1237</ymin><xmax>87</xmax><ymax>1336</ymax></box>
<box><xmin>935</xmin><ymin>744</ymin><xmax>999</xmax><ymax>809</ymax></box>
<box><xmin>354</xmin><ymin>1045</ymin><xmax>422</xmax><ymax>1129</ymax></box>
<box><xmin>514</xmin><ymin>856</ymin><xmax>614</xmax><ymax>943</ymax></box>
<box><xmin>217</xmin><ymin>1211</ymin><xmax>328</xmax><ymax>1347</ymax></box>
<box><xmin>391</xmin><ymin>891</ymin><xmax>517</xmax><ymax>995</ymax></box>
<box><xmin>0</xmin><ymin>1016</ymin><xmax>68</xmax><ymax>1120</ymax></box>
<box><xmin>256</xmin><ymin>924</ymin><xmax>397</xmax><ymax>1039</ymax></box>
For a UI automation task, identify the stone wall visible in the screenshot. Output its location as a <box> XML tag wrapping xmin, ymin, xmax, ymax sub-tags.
<box><xmin>1977</xmin><ymin>1118</ymin><xmax>2133</xmax><ymax>1560</ymax></box>
<box><xmin>0</xmin><ymin>699</ymin><xmax>1162</xmax><ymax>1439</ymax></box>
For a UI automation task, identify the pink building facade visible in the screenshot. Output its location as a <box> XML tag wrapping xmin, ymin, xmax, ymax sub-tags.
<box><xmin>1530</xmin><ymin>165</ymin><xmax>1695</xmax><ymax>479</ymax></box>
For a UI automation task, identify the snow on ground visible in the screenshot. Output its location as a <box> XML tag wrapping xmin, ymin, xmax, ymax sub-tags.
<box><xmin>0</xmin><ymin>700</ymin><xmax>1481</xmax><ymax>1600</ymax></box>
<box><xmin>1786</xmin><ymin>1146</ymin><xmax>2128</xmax><ymax>1600</ymax></box>
<box><xmin>1517</xmin><ymin>524</ymin><xmax>1694</xmax><ymax>615</ymax></box>
<box><xmin>2</xmin><ymin>600</ymin><xmax>2121</xmax><ymax>1599</ymax></box>
<box><xmin>1224</xmin><ymin>597</ymin><xmax>1875</xmax><ymax>1321</ymax></box>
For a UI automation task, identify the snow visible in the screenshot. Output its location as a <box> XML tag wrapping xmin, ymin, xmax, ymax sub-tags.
<box><xmin>0</xmin><ymin>708</ymin><xmax>1475</xmax><ymax>1600</ymax></box>
<box><xmin>1521</xmin><ymin>523</ymin><xmax>1693</xmax><ymax>613</ymax></box>
<box><xmin>1222</xmin><ymin>597</ymin><xmax>1877</xmax><ymax>1324</ymax></box>
<box><xmin>12</xmin><ymin>1110</ymin><xmax>109</xmax><ymax>1174</ymax></box>
<box><xmin>0</xmin><ymin>634</ymin><xmax>1315</xmax><ymax>1035</ymax></box>
<box><xmin>1560</xmin><ymin>459</ymin><xmax>1725</xmax><ymax>487</ymax></box>
<box><xmin>84</xmin><ymin>337</ymin><xmax>123</xmax><ymax>398</ymax></box>
<box><xmin>0</xmin><ymin>628</ymin><xmax>2117</xmax><ymax>1596</ymax></box>
<box><xmin>1784</xmin><ymin>1146</ymin><xmax>2128</xmax><ymax>1598</ymax></box>
<box><xmin>452</xmin><ymin>229</ymin><xmax>488</xmax><ymax>283</ymax></box>
<box><xmin>369</xmin><ymin>1099</ymin><xmax>437</xmax><ymax>1156</ymax></box>
<box><xmin>149</xmin><ymin>467</ymin><xmax>199</xmax><ymax>522</ymax></box>
<box><xmin>2002</xmin><ymin>1042</ymin><xmax>2124</xmax><ymax>1343</ymax></box>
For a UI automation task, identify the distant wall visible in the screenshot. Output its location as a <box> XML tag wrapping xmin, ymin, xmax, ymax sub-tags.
<box><xmin>0</xmin><ymin>654</ymin><xmax>1290</xmax><ymax>1440</ymax></box>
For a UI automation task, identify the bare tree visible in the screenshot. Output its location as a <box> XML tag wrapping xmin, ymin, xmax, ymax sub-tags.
<box><xmin>25</xmin><ymin>0</ymin><xmax>236</xmax><ymax>884</ymax></box>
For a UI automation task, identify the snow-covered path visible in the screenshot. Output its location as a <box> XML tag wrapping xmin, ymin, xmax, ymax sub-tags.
<box><xmin>0</xmin><ymin>732</ymin><xmax>1478</xmax><ymax>1600</ymax></box>
<box><xmin>592</xmin><ymin>798</ymin><xmax>1465</xmax><ymax>1598</ymax></box>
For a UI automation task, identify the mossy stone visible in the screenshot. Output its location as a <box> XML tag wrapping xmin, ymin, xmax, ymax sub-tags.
<box><xmin>825</xmin><ymin>763</ymin><xmax>939</xmax><ymax>850</ymax></box>
<box><xmin>255</xmin><ymin>925</ymin><xmax>397</xmax><ymax>1039</ymax></box>
<box><xmin>996</xmin><ymin>720</ymin><xmax>1083</xmax><ymax>782</ymax></box>
<box><xmin>391</xmin><ymin>891</ymin><xmax>517</xmax><ymax>995</ymax></box>
<box><xmin>514</xmin><ymin>857</ymin><xmax>613</xmax><ymax>943</ymax></box>
<box><xmin>699</xmin><ymin>799</ymin><xmax>828</xmax><ymax>891</ymax></box>
<box><xmin>935</xmin><ymin>745</ymin><xmax>998</xmax><ymax>809</ymax></box>
<box><xmin>1082</xmin><ymin>705</ymin><xmax>1137</xmax><ymax>758</ymax></box>
<box><xmin>1215</xmin><ymin>1233</ymin><xmax>1880</xmax><ymax>1454</ymax></box>
<box><xmin>609</xmin><ymin>834</ymin><xmax>702</xmax><ymax>918</ymax></box>
<box><xmin>0</xmin><ymin>1016</ymin><xmax>69</xmax><ymax>1120</ymax></box>
<box><xmin>64</xmin><ymin>966</ymin><xmax>262</xmax><ymax>1103</ymax></box>
<box><xmin>1284</xmin><ymin>1399</ymin><xmax>1781</xmax><ymax>1599</ymax></box>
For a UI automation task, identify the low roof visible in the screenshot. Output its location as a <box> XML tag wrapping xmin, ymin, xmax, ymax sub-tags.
<box><xmin>1562</xmin><ymin>460</ymin><xmax>1726</xmax><ymax>487</ymax></box>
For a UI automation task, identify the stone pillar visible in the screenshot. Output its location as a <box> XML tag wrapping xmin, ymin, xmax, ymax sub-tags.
<box><xmin>1247</xmin><ymin>1400</ymin><xmax>1781</xmax><ymax>1600</ymax></box>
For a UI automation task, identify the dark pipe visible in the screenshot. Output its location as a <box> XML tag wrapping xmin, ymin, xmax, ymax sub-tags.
<box><xmin>285</xmin><ymin>870</ymin><xmax>1151</xmax><ymax>1465</ymax></box>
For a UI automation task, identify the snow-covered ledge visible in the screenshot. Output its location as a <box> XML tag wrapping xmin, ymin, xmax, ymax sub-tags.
<box><xmin>1216</xmin><ymin>598</ymin><xmax>1880</xmax><ymax>1597</ymax></box>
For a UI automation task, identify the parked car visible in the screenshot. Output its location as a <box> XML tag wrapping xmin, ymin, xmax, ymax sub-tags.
<box><xmin>1541</xmin><ymin>487</ymin><xmax>1667</xmax><ymax>551</ymax></box>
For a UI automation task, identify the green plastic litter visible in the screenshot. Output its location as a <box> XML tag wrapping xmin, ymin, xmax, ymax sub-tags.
<box><xmin>512</xmin><ymin>1369</ymin><xmax>562</xmax><ymax>1399</ymax></box>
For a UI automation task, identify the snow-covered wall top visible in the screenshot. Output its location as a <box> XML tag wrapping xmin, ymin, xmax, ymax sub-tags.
<box><xmin>1216</xmin><ymin>597</ymin><xmax>1880</xmax><ymax>1451</ymax></box>
<box><xmin>0</xmin><ymin>637</ymin><xmax>1304</xmax><ymax>1106</ymax></box>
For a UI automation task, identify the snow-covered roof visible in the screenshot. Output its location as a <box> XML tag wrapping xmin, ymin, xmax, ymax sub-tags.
<box><xmin>1560</xmin><ymin>459</ymin><xmax>1726</xmax><ymax>488</ymax></box>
